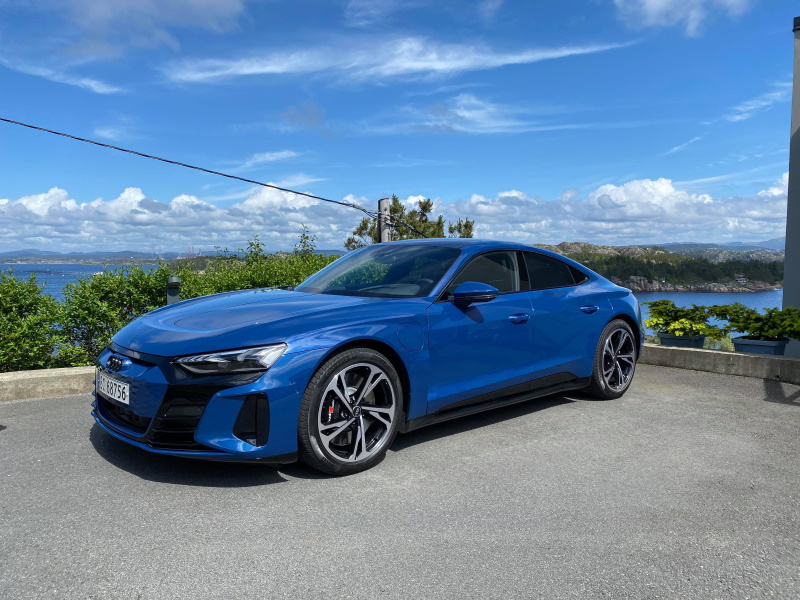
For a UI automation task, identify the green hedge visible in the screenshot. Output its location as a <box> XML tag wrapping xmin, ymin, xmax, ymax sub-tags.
<box><xmin>0</xmin><ymin>233</ymin><xmax>337</xmax><ymax>372</ymax></box>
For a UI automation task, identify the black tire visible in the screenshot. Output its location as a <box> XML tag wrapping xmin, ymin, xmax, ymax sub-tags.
<box><xmin>298</xmin><ymin>347</ymin><xmax>403</xmax><ymax>476</ymax></box>
<box><xmin>588</xmin><ymin>319</ymin><xmax>637</xmax><ymax>400</ymax></box>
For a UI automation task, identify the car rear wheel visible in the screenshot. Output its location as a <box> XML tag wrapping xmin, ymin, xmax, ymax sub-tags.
<box><xmin>588</xmin><ymin>319</ymin><xmax>637</xmax><ymax>400</ymax></box>
<box><xmin>298</xmin><ymin>348</ymin><xmax>403</xmax><ymax>475</ymax></box>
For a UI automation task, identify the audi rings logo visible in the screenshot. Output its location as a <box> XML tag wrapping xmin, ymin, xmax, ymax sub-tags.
<box><xmin>106</xmin><ymin>355</ymin><xmax>123</xmax><ymax>372</ymax></box>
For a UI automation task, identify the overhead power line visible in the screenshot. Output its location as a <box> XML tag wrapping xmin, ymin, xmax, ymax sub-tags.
<box><xmin>0</xmin><ymin>116</ymin><xmax>428</xmax><ymax>238</ymax></box>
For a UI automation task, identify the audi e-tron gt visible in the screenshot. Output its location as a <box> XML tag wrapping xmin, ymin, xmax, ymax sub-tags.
<box><xmin>93</xmin><ymin>239</ymin><xmax>642</xmax><ymax>475</ymax></box>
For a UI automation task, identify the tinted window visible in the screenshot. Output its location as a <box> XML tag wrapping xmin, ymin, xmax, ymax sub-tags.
<box><xmin>523</xmin><ymin>252</ymin><xmax>576</xmax><ymax>290</ymax></box>
<box><xmin>447</xmin><ymin>251</ymin><xmax>520</xmax><ymax>295</ymax></box>
<box><xmin>296</xmin><ymin>244</ymin><xmax>460</xmax><ymax>298</ymax></box>
<box><xmin>569</xmin><ymin>265</ymin><xmax>589</xmax><ymax>285</ymax></box>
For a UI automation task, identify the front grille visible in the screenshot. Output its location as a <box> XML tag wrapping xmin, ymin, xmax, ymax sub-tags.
<box><xmin>146</xmin><ymin>389</ymin><xmax>219</xmax><ymax>451</ymax></box>
<box><xmin>100</xmin><ymin>396</ymin><xmax>152</xmax><ymax>433</ymax></box>
<box><xmin>99</xmin><ymin>345</ymin><xmax>265</xmax><ymax>453</ymax></box>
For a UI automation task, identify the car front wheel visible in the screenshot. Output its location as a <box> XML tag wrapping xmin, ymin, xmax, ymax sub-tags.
<box><xmin>298</xmin><ymin>348</ymin><xmax>403</xmax><ymax>475</ymax></box>
<box><xmin>588</xmin><ymin>319</ymin><xmax>637</xmax><ymax>400</ymax></box>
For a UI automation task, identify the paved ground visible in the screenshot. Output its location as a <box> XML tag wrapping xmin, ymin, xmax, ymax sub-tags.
<box><xmin>1</xmin><ymin>364</ymin><xmax>799</xmax><ymax>600</ymax></box>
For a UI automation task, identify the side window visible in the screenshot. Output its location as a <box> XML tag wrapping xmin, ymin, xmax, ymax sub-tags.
<box><xmin>569</xmin><ymin>266</ymin><xmax>589</xmax><ymax>285</ymax></box>
<box><xmin>523</xmin><ymin>252</ymin><xmax>577</xmax><ymax>290</ymax></box>
<box><xmin>447</xmin><ymin>251</ymin><xmax>520</xmax><ymax>295</ymax></box>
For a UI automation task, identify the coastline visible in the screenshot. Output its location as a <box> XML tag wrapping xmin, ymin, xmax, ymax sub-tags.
<box><xmin>613</xmin><ymin>276</ymin><xmax>782</xmax><ymax>293</ymax></box>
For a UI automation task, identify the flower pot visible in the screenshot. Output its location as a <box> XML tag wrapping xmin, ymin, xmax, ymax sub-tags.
<box><xmin>657</xmin><ymin>332</ymin><xmax>705</xmax><ymax>349</ymax></box>
<box><xmin>732</xmin><ymin>337</ymin><xmax>789</xmax><ymax>356</ymax></box>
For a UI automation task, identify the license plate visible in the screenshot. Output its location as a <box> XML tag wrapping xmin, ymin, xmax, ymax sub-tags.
<box><xmin>97</xmin><ymin>369</ymin><xmax>130</xmax><ymax>405</ymax></box>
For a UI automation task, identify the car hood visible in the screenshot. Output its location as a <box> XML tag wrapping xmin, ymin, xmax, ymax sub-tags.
<box><xmin>112</xmin><ymin>288</ymin><xmax>387</xmax><ymax>356</ymax></box>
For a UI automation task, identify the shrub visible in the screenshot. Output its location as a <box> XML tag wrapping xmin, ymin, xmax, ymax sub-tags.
<box><xmin>643</xmin><ymin>299</ymin><xmax>724</xmax><ymax>338</ymax></box>
<box><xmin>55</xmin><ymin>231</ymin><xmax>337</xmax><ymax>367</ymax></box>
<box><xmin>0</xmin><ymin>272</ymin><xmax>59</xmax><ymax>372</ymax></box>
<box><xmin>710</xmin><ymin>303</ymin><xmax>800</xmax><ymax>341</ymax></box>
<box><xmin>57</xmin><ymin>265</ymin><xmax>170</xmax><ymax>366</ymax></box>
<box><xmin>0</xmin><ymin>231</ymin><xmax>340</xmax><ymax>370</ymax></box>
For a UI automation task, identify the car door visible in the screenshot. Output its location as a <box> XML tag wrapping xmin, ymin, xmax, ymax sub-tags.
<box><xmin>522</xmin><ymin>251</ymin><xmax>613</xmax><ymax>381</ymax></box>
<box><xmin>426</xmin><ymin>250</ymin><xmax>535</xmax><ymax>413</ymax></box>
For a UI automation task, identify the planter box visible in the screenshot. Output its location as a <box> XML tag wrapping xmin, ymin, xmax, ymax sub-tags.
<box><xmin>732</xmin><ymin>337</ymin><xmax>789</xmax><ymax>356</ymax></box>
<box><xmin>657</xmin><ymin>333</ymin><xmax>706</xmax><ymax>349</ymax></box>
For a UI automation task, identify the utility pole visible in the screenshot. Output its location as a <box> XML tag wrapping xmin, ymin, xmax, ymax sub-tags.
<box><xmin>784</xmin><ymin>16</ymin><xmax>800</xmax><ymax>357</ymax></box>
<box><xmin>378</xmin><ymin>197</ymin><xmax>392</xmax><ymax>243</ymax></box>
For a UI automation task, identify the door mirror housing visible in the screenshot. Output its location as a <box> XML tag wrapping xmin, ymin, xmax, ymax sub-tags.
<box><xmin>452</xmin><ymin>281</ymin><xmax>499</xmax><ymax>308</ymax></box>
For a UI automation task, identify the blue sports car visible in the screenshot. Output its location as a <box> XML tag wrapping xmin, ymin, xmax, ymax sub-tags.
<box><xmin>92</xmin><ymin>239</ymin><xmax>643</xmax><ymax>475</ymax></box>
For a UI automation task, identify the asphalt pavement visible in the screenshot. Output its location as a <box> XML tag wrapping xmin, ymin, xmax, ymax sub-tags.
<box><xmin>1</xmin><ymin>364</ymin><xmax>799</xmax><ymax>599</ymax></box>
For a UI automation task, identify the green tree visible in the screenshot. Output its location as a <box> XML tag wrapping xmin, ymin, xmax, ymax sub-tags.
<box><xmin>344</xmin><ymin>196</ymin><xmax>475</xmax><ymax>251</ymax></box>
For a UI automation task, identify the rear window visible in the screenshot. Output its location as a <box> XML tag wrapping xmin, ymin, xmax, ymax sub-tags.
<box><xmin>523</xmin><ymin>252</ymin><xmax>580</xmax><ymax>290</ymax></box>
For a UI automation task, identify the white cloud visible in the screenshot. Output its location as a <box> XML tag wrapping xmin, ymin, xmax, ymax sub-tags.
<box><xmin>674</xmin><ymin>162</ymin><xmax>788</xmax><ymax>189</ymax></box>
<box><xmin>477</xmin><ymin>0</ymin><xmax>504</xmax><ymax>22</ymax></box>
<box><xmin>368</xmin><ymin>94</ymin><xmax>551</xmax><ymax>134</ymax></box>
<box><xmin>663</xmin><ymin>136</ymin><xmax>702</xmax><ymax>156</ymax></box>
<box><xmin>344</xmin><ymin>0</ymin><xmax>405</xmax><ymax>27</ymax></box>
<box><xmin>55</xmin><ymin>0</ymin><xmax>245</xmax><ymax>48</ymax></box>
<box><xmin>722</xmin><ymin>81</ymin><xmax>792</xmax><ymax>123</ymax></box>
<box><xmin>0</xmin><ymin>174</ymin><xmax>789</xmax><ymax>252</ymax></box>
<box><xmin>613</xmin><ymin>0</ymin><xmax>751</xmax><ymax>35</ymax></box>
<box><xmin>163</xmin><ymin>37</ymin><xmax>636</xmax><ymax>84</ymax></box>
<box><xmin>439</xmin><ymin>173</ymin><xmax>788</xmax><ymax>245</ymax></box>
<box><xmin>363</xmin><ymin>93</ymin><xmax>670</xmax><ymax>135</ymax></box>
<box><xmin>0</xmin><ymin>58</ymin><xmax>123</xmax><ymax>94</ymax></box>
<box><xmin>758</xmin><ymin>172</ymin><xmax>789</xmax><ymax>198</ymax></box>
<box><xmin>273</xmin><ymin>174</ymin><xmax>326</xmax><ymax>188</ymax></box>
<box><xmin>0</xmin><ymin>186</ymin><xmax>370</xmax><ymax>252</ymax></box>
<box><xmin>229</xmin><ymin>150</ymin><xmax>301</xmax><ymax>173</ymax></box>
<box><xmin>93</xmin><ymin>118</ymin><xmax>138</xmax><ymax>141</ymax></box>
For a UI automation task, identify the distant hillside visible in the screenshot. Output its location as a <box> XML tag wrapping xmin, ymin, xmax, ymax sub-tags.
<box><xmin>675</xmin><ymin>248</ymin><xmax>784</xmax><ymax>263</ymax></box>
<box><xmin>0</xmin><ymin>248</ymin><xmax>62</xmax><ymax>257</ymax></box>
<box><xmin>647</xmin><ymin>236</ymin><xmax>785</xmax><ymax>253</ymax></box>
<box><xmin>0</xmin><ymin>250</ymin><xmax>179</xmax><ymax>264</ymax></box>
<box><xmin>0</xmin><ymin>247</ymin><xmax>344</xmax><ymax>264</ymax></box>
<box><xmin>538</xmin><ymin>241</ymin><xmax>783</xmax><ymax>292</ymax></box>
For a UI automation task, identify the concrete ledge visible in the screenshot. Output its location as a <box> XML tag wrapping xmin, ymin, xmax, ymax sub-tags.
<box><xmin>3</xmin><ymin>346</ymin><xmax>800</xmax><ymax>403</ymax></box>
<box><xmin>0</xmin><ymin>366</ymin><xmax>95</xmax><ymax>403</ymax></box>
<box><xmin>640</xmin><ymin>343</ymin><xmax>800</xmax><ymax>385</ymax></box>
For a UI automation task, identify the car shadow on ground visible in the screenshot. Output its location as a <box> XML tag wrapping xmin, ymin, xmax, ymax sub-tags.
<box><xmin>391</xmin><ymin>393</ymin><xmax>578</xmax><ymax>452</ymax></box>
<box><xmin>762</xmin><ymin>378</ymin><xmax>800</xmax><ymax>406</ymax></box>
<box><xmin>89</xmin><ymin>392</ymin><xmax>583</xmax><ymax>485</ymax></box>
<box><xmin>89</xmin><ymin>424</ymin><xmax>289</xmax><ymax>487</ymax></box>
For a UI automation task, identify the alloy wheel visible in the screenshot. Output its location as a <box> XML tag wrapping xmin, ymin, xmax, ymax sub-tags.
<box><xmin>316</xmin><ymin>362</ymin><xmax>398</xmax><ymax>463</ymax></box>
<box><xmin>602</xmin><ymin>328</ymin><xmax>636</xmax><ymax>392</ymax></box>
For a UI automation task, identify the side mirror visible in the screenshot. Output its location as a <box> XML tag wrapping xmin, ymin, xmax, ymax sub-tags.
<box><xmin>452</xmin><ymin>281</ymin><xmax>499</xmax><ymax>308</ymax></box>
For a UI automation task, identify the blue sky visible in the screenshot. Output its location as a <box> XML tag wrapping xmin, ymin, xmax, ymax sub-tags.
<box><xmin>0</xmin><ymin>0</ymin><xmax>795</xmax><ymax>252</ymax></box>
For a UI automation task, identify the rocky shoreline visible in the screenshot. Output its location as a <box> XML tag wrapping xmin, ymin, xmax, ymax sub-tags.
<box><xmin>612</xmin><ymin>276</ymin><xmax>782</xmax><ymax>293</ymax></box>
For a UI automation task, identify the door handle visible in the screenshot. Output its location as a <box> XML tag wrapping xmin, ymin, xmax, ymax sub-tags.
<box><xmin>580</xmin><ymin>305</ymin><xmax>599</xmax><ymax>314</ymax></box>
<box><xmin>508</xmin><ymin>313</ymin><xmax>530</xmax><ymax>324</ymax></box>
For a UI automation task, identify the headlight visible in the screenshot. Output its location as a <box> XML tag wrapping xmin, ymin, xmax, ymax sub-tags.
<box><xmin>174</xmin><ymin>344</ymin><xmax>287</xmax><ymax>375</ymax></box>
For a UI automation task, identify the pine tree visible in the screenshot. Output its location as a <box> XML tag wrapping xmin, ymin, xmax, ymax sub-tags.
<box><xmin>344</xmin><ymin>195</ymin><xmax>475</xmax><ymax>251</ymax></box>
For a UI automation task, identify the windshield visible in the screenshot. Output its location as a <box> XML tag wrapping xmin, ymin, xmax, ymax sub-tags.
<box><xmin>296</xmin><ymin>244</ymin><xmax>461</xmax><ymax>298</ymax></box>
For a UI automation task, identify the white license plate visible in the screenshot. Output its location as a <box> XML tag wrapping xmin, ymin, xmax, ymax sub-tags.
<box><xmin>97</xmin><ymin>369</ymin><xmax>130</xmax><ymax>405</ymax></box>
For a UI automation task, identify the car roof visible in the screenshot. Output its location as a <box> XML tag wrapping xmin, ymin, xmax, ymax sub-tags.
<box><xmin>382</xmin><ymin>237</ymin><xmax>553</xmax><ymax>254</ymax></box>
<box><xmin>381</xmin><ymin>238</ymin><xmax>598</xmax><ymax>276</ymax></box>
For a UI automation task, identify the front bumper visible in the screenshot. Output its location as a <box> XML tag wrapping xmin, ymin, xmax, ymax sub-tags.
<box><xmin>92</xmin><ymin>342</ymin><xmax>328</xmax><ymax>462</ymax></box>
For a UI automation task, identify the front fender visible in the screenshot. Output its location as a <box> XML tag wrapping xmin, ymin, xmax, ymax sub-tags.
<box><xmin>285</xmin><ymin>315</ymin><xmax>431</xmax><ymax>422</ymax></box>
